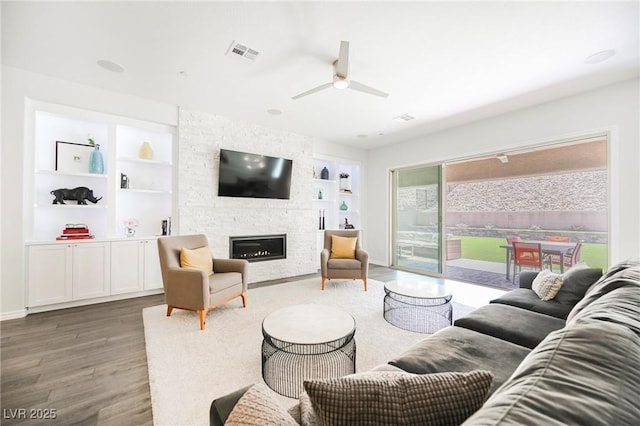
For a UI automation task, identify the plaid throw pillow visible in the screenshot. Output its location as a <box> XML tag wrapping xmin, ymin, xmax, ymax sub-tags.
<box><xmin>303</xmin><ymin>370</ymin><xmax>493</xmax><ymax>426</ymax></box>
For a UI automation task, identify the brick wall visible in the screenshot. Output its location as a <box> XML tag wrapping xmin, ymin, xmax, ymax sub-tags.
<box><xmin>178</xmin><ymin>108</ymin><xmax>317</xmax><ymax>282</ymax></box>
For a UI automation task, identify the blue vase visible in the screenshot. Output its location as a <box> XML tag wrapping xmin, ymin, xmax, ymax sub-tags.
<box><xmin>89</xmin><ymin>144</ymin><xmax>104</xmax><ymax>174</ymax></box>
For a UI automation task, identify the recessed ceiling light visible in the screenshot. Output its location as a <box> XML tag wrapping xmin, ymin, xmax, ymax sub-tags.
<box><xmin>178</xmin><ymin>70</ymin><xmax>189</xmax><ymax>78</ymax></box>
<box><xmin>267</xmin><ymin>109</ymin><xmax>282</xmax><ymax>116</ymax></box>
<box><xmin>393</xmin><ymin>114</ymin><xmax>415</xmax><ymax>122</ymax></box>
<box><xmin>584</xmin><ymin>49</ymin><xmax>616</xmax><ymax>64</ymax></box>
<box><xmin>356</xmin><ymin>134</ymin><xmax>368</xmax><ymax>138</ymax></box>
<box><xmin>97</xmin><ymin>59</ymin><xmax>125</xmax><ymax>73</ymax></box>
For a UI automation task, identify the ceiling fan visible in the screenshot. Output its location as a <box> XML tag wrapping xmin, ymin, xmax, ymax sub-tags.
<box><xmin>291</xmin><ymin>41</ymin><xmax>389</xmax><ymax>100</ymax></box>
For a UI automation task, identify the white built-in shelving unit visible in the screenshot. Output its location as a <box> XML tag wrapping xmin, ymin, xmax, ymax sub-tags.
<box><xmin>24</xmin><ymin>101</ymin><xmax>175</xmax><ymax>311</ymax></box>
<box><xmin>312</xmin><ymin>155</ymin><xmax>362</xmax><ymax>254</ymax></box>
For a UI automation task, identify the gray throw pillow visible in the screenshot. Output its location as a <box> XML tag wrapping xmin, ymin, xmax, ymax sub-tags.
<box><xmin>303</xmin><ymin>370</ymin><xmax>493</xmax><ymax>426</ymax></box>
<box><xmin>554</xmin><ymin>267</ymin><xmax>603</xmax><ymax>306</ymax></box>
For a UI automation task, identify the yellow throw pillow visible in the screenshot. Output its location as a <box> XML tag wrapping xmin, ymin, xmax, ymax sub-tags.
<box><xmin>330</xmin><ymin>236</ymin><xmax>358</xmax><ymax>259</ymax></box>
<box><xmin>180</xmin><ymin>246</ymin><xmax>214</xmax><ymax>276</ymax></box>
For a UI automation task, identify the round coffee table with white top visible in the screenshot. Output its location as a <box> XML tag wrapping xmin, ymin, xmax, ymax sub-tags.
<box><xmin>384</xmin><ymin>279</ymin><xmax>453</xmax><ymax>333</ymax></box>
<box><xmin>261</xmin><ymin>303</ymin><xmax>356</xmax><ymax>398</ymax></box>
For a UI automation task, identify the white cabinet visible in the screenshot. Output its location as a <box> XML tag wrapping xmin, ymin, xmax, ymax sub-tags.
<box><xmin>110</xmin><ymin>239</ymin><xmax>144</xmax><ymax>294</ymax></box>
<box><xmin>28</xmin><ymin>244</ymin><xmax>73</xmax><ymax>306</ymax></box>
<box><xmin>28</xmin><ymin>239</ymin><xmax>162</xmax><ymax>310</ymax></box>
<box><xmin>72</xmin><ymin>242</ymin><xmax>111</xmax><ymax>300</ymax></box>
<box><xmin>143</xmin><ymin>239</ymin><xmax>163</xmax><ymax>290</ymax></box>
<box><xmin>110</xmin><ymin>238</ymin><xmax>162</xmax><ymax>294</ymax></box>
<box><xmin>28</xmin><ymin>242</ymin><xmax>110</xmax><ymax>307</ymax></box>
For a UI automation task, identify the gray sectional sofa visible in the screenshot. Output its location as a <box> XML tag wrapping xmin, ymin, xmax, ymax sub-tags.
<box><xmin>210</xmin><ymin>260</ymin><xmax>640</xmax><ymax>425</ymax></box>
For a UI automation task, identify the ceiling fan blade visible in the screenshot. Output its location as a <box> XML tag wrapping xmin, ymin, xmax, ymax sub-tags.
<box><xmin>348</xmin><ymin>80</ymin><xmax>389</xmax><ymax>98</ymax></box>
<box><xmin>335</xmin><ymin>41</ymin><xmax>349</xmax><ymax>78</ymax></box>
<box><xmin>291</xmin><ymin>82</ymin><xmax>333</xmax><ymax>100</ymax></box>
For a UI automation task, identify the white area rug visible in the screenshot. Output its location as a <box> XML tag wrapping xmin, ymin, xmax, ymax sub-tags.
<box><xmin>143</xmin><ymin>277</ymin><xmax>475</xmax><ymax>426</ymax></box>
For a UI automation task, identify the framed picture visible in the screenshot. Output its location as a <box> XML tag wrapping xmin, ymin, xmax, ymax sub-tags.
<box><xmin>55</xmin><ymin>141</ymin><xmax>93</xmax><ymax>174</ymax></box>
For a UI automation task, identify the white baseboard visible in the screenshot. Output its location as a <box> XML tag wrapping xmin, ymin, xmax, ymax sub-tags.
<box><xmin>0</xmin><ymin>309</ymin><xmax>27</xmax><ymax>321</ymax></box>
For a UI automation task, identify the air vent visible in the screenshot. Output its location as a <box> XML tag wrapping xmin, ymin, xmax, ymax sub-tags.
<box><xmin>226</xmin><ymin>41</ymin><xmax>260</xmax><ymax>62</ymax></box>
<box><xmin>393</xmin><ymin>114</ymin><xmax>415</xmax><ymax>122</ymax></box>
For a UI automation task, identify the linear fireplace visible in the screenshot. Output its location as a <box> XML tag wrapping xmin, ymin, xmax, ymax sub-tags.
<box><xmin>229</xmin><ymin>234</ymin><xmax>286</xmax><ymax>262</ymax></box>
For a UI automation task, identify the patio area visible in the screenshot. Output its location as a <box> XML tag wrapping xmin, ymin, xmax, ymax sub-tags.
<box><xmin>398</xmin><ymin>256</ymin><xmax>523</xmax><ymax>290</ymax></box>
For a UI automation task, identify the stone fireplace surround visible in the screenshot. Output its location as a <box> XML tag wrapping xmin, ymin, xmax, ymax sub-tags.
<box><xmin>178</xmin><ymin>108</ymin><xmax>317</xmax><ymax>282</ymax></box>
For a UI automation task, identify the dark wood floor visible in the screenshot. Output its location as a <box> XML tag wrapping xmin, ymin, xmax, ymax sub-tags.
<box><xmin>0</xmin><ymin>266</ymin><xmax>423</xmax><ymax>425</ymax></box>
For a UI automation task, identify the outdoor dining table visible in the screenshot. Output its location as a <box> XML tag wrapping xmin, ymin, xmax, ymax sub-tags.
<box><xmin>500</xmin><ymin>240</ymin><xmax>577</xmax><ymax>280</ymax></box>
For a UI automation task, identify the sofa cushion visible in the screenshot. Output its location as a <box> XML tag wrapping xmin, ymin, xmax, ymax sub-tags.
<box><xmin>454</xmin><ymin>304</ymin><xmax>565</xmax><ymax>349</ymax></box>
<box><xmin>225</xmin><ymin>383</ymin><xmax>297</xmax><ymax>426</ymax></box>
<box><xmin>209</xmin><ymin>272</ymin><xmax>242</xmax><ymax>292</ymax></box>
<box><xmin>327</xmin><ymin>258</ymin><xmax>361</xmax><ymax>270</ymax></box>
<box><xmin>566</xmin><ymin>260</ymin><xmax>640</xmax><ymax>333</ymax></box>
<box><xmin>490</xmin><ymin>288</ymin><xmax>573</xmax><ymax>319</ymax></box>
<box><xmin>388</xmin><ymin>326</ymin><xmax>530</xmax><ymax>394</ymax></box>
<box><xmin>553</xmin><ymin>267</ymin><xmax>602</xmax><ymax>306</ymax></box>
<box><xmin>462</xmin><ymin>318</ymin><xmax>640</xmax><ymax>425</ymax></box>
<box><xmin>303</xmin><ymin>370</ymin><xmax>493</xmax><ymax>426</ymax></box>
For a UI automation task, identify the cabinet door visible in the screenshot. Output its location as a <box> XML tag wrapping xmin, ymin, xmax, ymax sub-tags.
<box><xmin>143</xmin><ymin>239</ymin><xmax>163</xmax><ymax>290</ymax></box>
<box><xmin>28</xmin><ymin>244</ymin><xmax>73</xmax><ymax>307</ymax></box>
<box><xmin>111</xmin><ymin>240</ymin><xmax>144</xmax><ymax>294</ymax></box>
<box><xmin>72</xmin><ymin>242</ymin><xmax>111</xmax><ymax>300</ymax></box>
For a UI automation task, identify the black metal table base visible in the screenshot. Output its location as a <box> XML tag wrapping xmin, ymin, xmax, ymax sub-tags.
<box><xmin>384</xmin><ymin>291</ymin><xmax>452</xmax><ymax>334</ymax></box>
<box><xmin>261</xmin><ymin>332</ymin><xmax>356</xmax><ymax>398</ymax></box>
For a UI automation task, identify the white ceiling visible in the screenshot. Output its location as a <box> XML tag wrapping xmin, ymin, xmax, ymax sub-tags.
<box><xmin>2</xmin><ymin>1</ymin><xmax>639</xmax><ymax>149</ymax></box>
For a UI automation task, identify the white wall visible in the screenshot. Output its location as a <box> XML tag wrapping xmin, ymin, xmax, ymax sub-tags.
<box><xmin>366</xmin><ymin>78</ymin><xmax>640</xmax><ymax>266</ymax></box>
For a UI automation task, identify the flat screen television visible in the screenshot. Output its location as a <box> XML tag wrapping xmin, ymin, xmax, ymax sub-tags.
<box><xmin>218</xmin><ymin>149</ymin><xmax>293</xmax><ymax>199</ymax></box>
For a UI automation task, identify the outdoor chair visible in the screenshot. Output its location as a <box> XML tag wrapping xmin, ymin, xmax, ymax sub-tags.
<box><xmin>512</xmin><ymin>242</ymin><xmax>545</xmax><ymax>283</ymax></box>
<box><xmin>545</xmin><ymin>236</ymin><xmax>571</xmax><ymax>242</ymax></box>
<box><xmin>157</xmin><ymin>234</ymin><xmax>249</xmax><ymax>330</ymax></box>
<box><xmin>548</xmin><ymin>241</ymin><xmax>583</xmax><ymax>272</ymax></box>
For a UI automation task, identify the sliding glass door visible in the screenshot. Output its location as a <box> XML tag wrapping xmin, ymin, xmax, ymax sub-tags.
<box><xmin>391</xmin><ymin>164</ymin><xmax>443</xmax><ymax>274</ymax></box>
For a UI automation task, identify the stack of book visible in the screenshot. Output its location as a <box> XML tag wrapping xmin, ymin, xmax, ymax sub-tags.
<box><xmin>56</xmin><ymin>224</ymin><xmax>94</xmax><ymax>240</ymax></box>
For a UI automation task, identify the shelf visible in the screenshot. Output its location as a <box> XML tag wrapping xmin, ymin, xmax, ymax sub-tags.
<box><xmin>116</xmin><ymin>157</ymin><xmax>172</xmax><ymax>166</ymax></box>
<box><xmin>35</xmin><ymin>203</ymin><xmax>108</xmax><ymax>209</ymax></box>
<box><xmin>313</xmin><ymin>178</ymin><xmax>336</xmax><ymax>184</ymax></box>
<box><xmin>35</xmin><ymin>170</ymin><xmax>108</xmax><ymax>179</ymax></box>
<box><xmin>313</xmin><ymin>198</ymin><xmax>336</xmax><ymax>203</ymax></box>
<box><xmin>119</xmin><ymin>188</ymin><xmax>172</xmax><ymax>195</ymax></box>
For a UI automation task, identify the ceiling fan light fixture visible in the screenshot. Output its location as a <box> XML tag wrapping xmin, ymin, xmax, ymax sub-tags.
<box><xmin>333</xmin><ymin>76</ymin><xmax>349</xmax><ymax>90</ymax></box>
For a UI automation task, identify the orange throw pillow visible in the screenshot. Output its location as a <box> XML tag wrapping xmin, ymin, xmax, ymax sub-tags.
<box><xmin>180</xmin><ymin>246</ymin><xmax>214</xmax><ymax>276</ymax></box>
<box><xmin>330</xmin><ymin>236</ymin><xmax>358</xmax><ymax>259</ymax></box>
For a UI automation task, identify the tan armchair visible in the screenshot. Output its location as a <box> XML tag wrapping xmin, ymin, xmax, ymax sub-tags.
<box><xmin>320</xmin><ymin>230</ymin><xmax>369</xmax><ymax>291</ymax></box>
<box><xmin>157</xmin><ymin>234</ymin><xmax>249</xmax><ymax>330</ymax></box>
